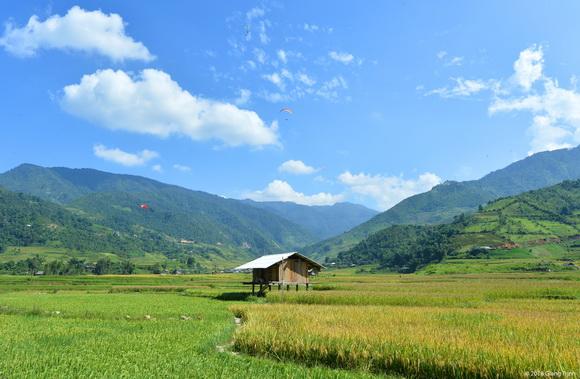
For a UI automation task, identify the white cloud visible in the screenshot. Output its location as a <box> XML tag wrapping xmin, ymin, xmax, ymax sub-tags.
<box><xmin>93</xmin><ymin>144</ymin><xmax>158</xmax><ymax>167</ymax></box>
<box><xmin>173</xmin><ymin>164</ymin><xmax>191</xmax><ymax>172</ymax></box>
<box><xmin>528</xmin><ymin>115</ymin><xmax>573</xmax><ymax>154</ymax></box>
<box><xmin>245</xmin><ymin>180</ymin><xmax>343</xmax><ymax>206</ymax></box>
<box><xmin>235</xmin><ymin>88</ymin><xmax>252</xmax><ymax>105</ymax></box>
<box><xmin>490</xmin><ymin>77</ymin><xmax>580</xmax><ymax>154</ymax></box>
<box><xmin>257</xmin><ymin>20</ymin><xmax>270</xmax><ymax>44</ymax></box>
<box><xmin>446</xmin><ymin>56</ymin><xmax>464</xmax><ymax>66</ymax></box>
<box><xmin>436</xmin><ymin>51</ymin><xmax>463</xmax><ymax>66</ymax></box>
<box><xmin>329</xmin><ymin>51</ymin><xmax>354</xmax><ymax>64</ymax></box>
<box><xmin>512</xmin><ymin>45</ymin><xmax>543</xmax><ymax>91</ymax></box>
<box><xmin>152</xmin><ymin>164</ymin><xmax>163</xmax><ymax>173</ymax></box>
<box><xmin>430</xmin><ymin>45</ymin><xmax>580</xmax><ymax>154</ymax></box>
<box><xmin>0</xmin><ymin>6</ymin><xmax>153</xmax><ymax>62</ymax></box>
<box><xmin>303</xmin><ymin>23</ymin><xmax>320</xmax><ymax>32</ymax></box>
<box><xmin>62</xmin><ymin>69</ymin><xmax>279</xmax><ymax>147</ymax></box>
<box><xmin>304</xmin><ymin>23</ymin><xmax>333</xmax><ymax>33</ymax></box>
<box><xmin>317</xmin><ymin>76</ymin><xmax>348</xmax><ymax>100</ymax></box>
<box><xmin>246</xmin><ymin>7</ymin><xmax>265</xmax><ymax>21</ymax></box>
<box><xmin>253</xmin><ymin>48</ymin><xmax>267</xmax><ymax>64</ymax></box>
<box><xmin>262</xmin><ymin>72</ymin><xmax>284</xmax><ymax>90</ymax></box>
<box><xmin>278</xmin><ymin>160</ymin><xmax>317</xmax><ymax>175</ymax></box>
<box><xmin>338</xmin><ymin>171</ymin><xmax>442</xmax><ymax>211</ymax></box>
<box><xmin>259</xmin><ymin>91</ymin><xmax>290</xmax><ymax>103</ymax></box>
<box><xmin>277</xmin><ymin>49</ymin><xmax>287</xmax><ymax>64</ymax></box>
<box><xmin>297</xmin><ymin>73</ymin><xmax>316</xmax><ymax>86</ymax></box>
<box><xmin>426</xmin><ymin>78</ymin><xmax>494</xmax><ymax>98</ymax></box>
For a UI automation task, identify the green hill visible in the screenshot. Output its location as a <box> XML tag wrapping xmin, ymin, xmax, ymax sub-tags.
<box><xmin>0</xmin><ymin>186</ymin><xmax>183</xmax><ymax>256</ymax></box>
<box><xmin>0</xmin><ymin>186</ymin><xmax>259</xmax><ymax>273</ymax></box>
<box><xmin>0</xmin><ymin>164</ymin><xmax>315</xmax><ymax>255</ymax></box>
<box><xmin>305</xmin><ymin>145</ymin><xmax>580</xmax><ymax>259</ymax></box>
<box><xmin>335</xmin><ymin>179</ymin><xmax>580</xmax><ymax>272</ymax></box>
<box><xmin>243</xmin><ymin>200</ymin><xmax>378</xmax><ymax>239</ymax></box>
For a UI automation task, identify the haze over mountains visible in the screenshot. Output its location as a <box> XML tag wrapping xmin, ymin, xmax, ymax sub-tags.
<box><xmin>243</xmin><ymin>200</ymin><xmax>378</xmax><ymax>240</ymax></box>
<box><xmin>305</xmin><ymin>145</ymin><xmax>580</xmax><ymax>258</ymax></box>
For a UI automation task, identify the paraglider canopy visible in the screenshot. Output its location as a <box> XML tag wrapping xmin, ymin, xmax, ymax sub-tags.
<box><xmin>139</xmin><ymin>203</ymin><xmax>149</xmax><ymax>209</ymax></box>
<box><xmin>279</xmin><ymin>107</ymin><xmax>293</xmax><ymax>114</ymax></box>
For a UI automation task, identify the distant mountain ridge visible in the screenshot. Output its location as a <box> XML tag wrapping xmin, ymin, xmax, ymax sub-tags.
<box><xmin>0</xmin><ymin>164</ymin><xmax>379</xmax><ymax>257</ymax></box>
<box><xmin>243</xmin><ymin>200</ymin><xmax>378</xmax><ymax>239</ymax></box>
<box><xmin>304</xmin><ymin>145</ymin><xmax>580</xmax><ymax>258</ymax></box>
<box><xmin>0</xmin><ymin>164</ymin><xmax>314</xmax><ymax>254</ymax></box>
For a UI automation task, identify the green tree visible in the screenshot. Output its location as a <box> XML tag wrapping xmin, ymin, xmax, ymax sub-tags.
<box><xmin>120</xmin><ymin>260</ymin><xmax>135</xmax><ymax>274</ymax></box>
<box><xmin>94</xmin><ymin>258</ymin><xmax>112</xmax><ymax>275</ymax></box>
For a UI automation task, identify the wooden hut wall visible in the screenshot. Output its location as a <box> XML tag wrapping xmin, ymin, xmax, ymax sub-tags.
<box><xmin>252</xmin><ymin>266</ymin><xmax>279</xmax><ymax>283</ymax></box>
<box><xmin>281</xmin><ymin>258</ymin><xmax>309</xmax><ymax>284</ymax></box>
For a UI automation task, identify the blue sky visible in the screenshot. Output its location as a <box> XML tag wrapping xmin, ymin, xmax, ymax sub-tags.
<box><xmin>1</xmin><ymin>1</ymin><xmax>580</xmax><ymax>211</ymax></box>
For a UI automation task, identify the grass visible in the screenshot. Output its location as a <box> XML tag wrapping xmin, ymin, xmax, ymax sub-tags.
<box><xmin>0</xmin><ymin>271</ymin><xmax>578</xmax><ymax>378</ymax></box>
<box><xmin>0</xmin><ymin>277</ymin><xmax>382</xmax><ymax>379</ymax></box>
<box><xmin>233</xmin><ymin>271</ymin><xmax>580</xmax><ymax>378</ymax></box>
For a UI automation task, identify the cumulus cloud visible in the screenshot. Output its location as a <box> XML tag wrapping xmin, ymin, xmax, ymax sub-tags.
<box><xmin>173</xmin><ymin>164</ymin><xmax>191</xmax><ymax>172</ymax></box>
<box><xmin>245</xmin><ymin>180</ymin><xmax>343</xmax><ymax>206</ymax></box>
<box><xmin>0</xmin><ymin>6</ymin><xmax>153</xmax><ymax>61</ymax></box>
<box><xmin>512</xmin><ymin>45</ymin><xmax>543</xmax><ymax>91</ymax></box>
<box><xmin>61</xmin><ymin>69</ymin><xmax>279</xmax><ymax>147</ymax></box>
<box><xmin>151</xmin><ymin>164</ymin><xmax>163</xmax><ymax>173</ymax></box>
<box><xmin>278</xmin><ymin>160</ymin><xmax>317</xmax><ymax>175</ymax></box>
<box><xmin>329</xmin><ymin>51</ymin><xmax>354</xmax><ymax>64</ymax></box>
<box><xmin>490</xmin><ymin>77</ymin><xmax>580</xmax><ymax>154</ymax></box>
<box><xmin>338</xmin><ymin>171</ymin><xmax>442</xmax><ymax>210</ymax></box>
<box><xmin>93</xmin><ymin>144</ymin><xmax>158</xmax><ymax>166</ymax></box>
<box><xmin>430</xmin><ymin>45</ymin><xmax>579</xmax><ymax>154</ymax></box>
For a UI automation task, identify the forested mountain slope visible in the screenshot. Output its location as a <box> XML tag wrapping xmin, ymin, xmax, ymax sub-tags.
<box><xmin>305</xmin><ymin>146</ymin><xmax>580</xmax><ymax>258</ymax></box>
<box><xmin>335</xmin><ymin>179</ymin><xmax>580</xmax><ymax>272</ymax></box>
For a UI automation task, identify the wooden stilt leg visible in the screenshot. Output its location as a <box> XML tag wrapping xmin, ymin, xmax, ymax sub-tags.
<box><xmin>286</xmin><ymin>284</ymin><xmax>290</xmax><ymax>291</ymax></box>
<box><xmin>252</xmin><ymin>283</ymin><xmax>255</xmax><ymax>295</ymax></box>
<box><xmin>296</xmin><ymin>284</ymin><xmax>298</xmax><ymax>291</ymax></box>
<box><xmin>306</xmin><ymin>283</ymin><xmax>309</xmax><ymax>291</ymax></box>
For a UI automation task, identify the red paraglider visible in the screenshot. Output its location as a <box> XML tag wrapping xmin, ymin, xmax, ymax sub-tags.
<box><xmin>139</xmin><ymin>203</ymin><xmax>149</xmax><ymax>210</ymax></box>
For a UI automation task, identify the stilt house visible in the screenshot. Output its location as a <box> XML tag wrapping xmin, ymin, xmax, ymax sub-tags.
<box><xmin>234</xmin><ymin>252</ymin><xmax>323</xmax><ymax>294</ymax></box>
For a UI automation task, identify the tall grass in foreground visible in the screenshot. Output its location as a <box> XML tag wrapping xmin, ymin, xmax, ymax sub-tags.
<box><xmin>232</xmin><ymin>302</ymin><xmax>579</xmax><ymax>378</ymax></box>
<box><xmin>232</xmin><ymin>273</ymin><xmax>580</xmax><ymax>378</ymax></box>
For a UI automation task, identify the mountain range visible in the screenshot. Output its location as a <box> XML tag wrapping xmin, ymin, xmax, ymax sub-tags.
<box><xmin>304</xmin><ymin>145</ymin><xmax>580</xmax><ymax>259</ymax></box>
<box><xmin>0</xmin><ymin>164</ymin><xmax>377</xmax><ymax>270</ymax></box>
<box><xmin>1</xmin><ymin>145</ymin><xmax>579</xmax><ymax>272</ymax></box>
<box><xmin>242</xmin><ymin>200</ymin><xmax>378</xmax><ymax>240</ymax></box>
<box><xmin>335</xmin><ymin>179</ymin><xmax>580</xmax><ymax>272</ymax></box>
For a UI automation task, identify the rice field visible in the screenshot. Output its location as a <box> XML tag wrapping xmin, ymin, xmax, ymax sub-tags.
<box><xmin>233</xmin><ymin>271</ymin><xmax>580</xmax><ymax>378</ymax></box>
<box><xmin>0</xmin><ymin>271</ymin><xmax>578</xmax><ymax>378</ymax></box>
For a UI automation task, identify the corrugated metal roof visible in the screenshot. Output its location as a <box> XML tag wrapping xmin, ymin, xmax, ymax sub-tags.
<box><xmin>234</xmin><ymin>253</ymin><xmax>295</xmax><ymax>270</ymax></box>
<box><xmin>234</xmin><ymin>252</ymin><xmax>323</xmax><ymax>270</ymax></box>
